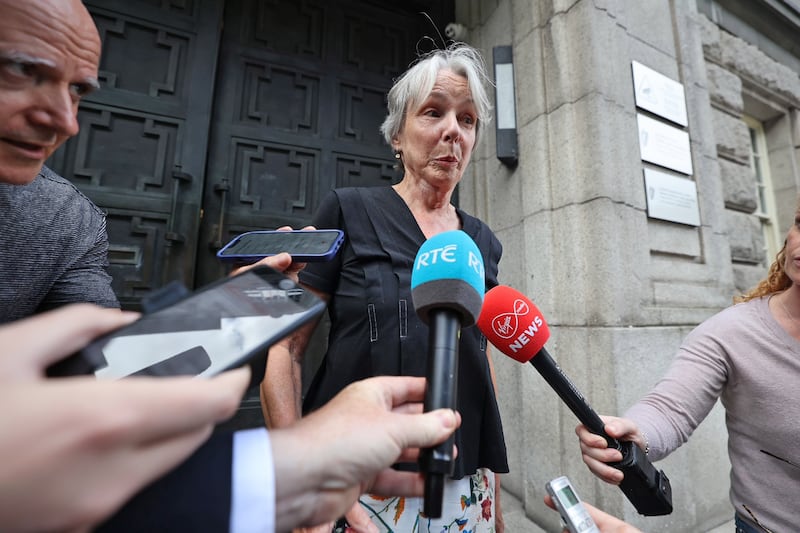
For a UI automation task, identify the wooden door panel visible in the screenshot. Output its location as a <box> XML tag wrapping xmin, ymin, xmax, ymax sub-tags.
<box><xmin>104</xmin><ymin>210</ymin><xmax>176</xmax><ymax>296</ymax></box>
<box><xmin>57</xmin><ymin>104</ymin><xmax>183</xmax><ymax>194</ymax></box>
<box><xmin>334</xmin><ymin>154</ymin><xmax>397</xmax><ymax>189</ymax></box>
<box><xmin>239</xmin><ymin>63</ymin><xmax>320</xmax><ymax>133</ymax></box>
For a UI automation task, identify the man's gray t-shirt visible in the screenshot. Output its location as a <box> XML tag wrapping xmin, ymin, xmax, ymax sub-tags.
<box><xmin>0</xmin><ymin>166</ymin><xmax>119</xmax><ymax>323</ymax></box>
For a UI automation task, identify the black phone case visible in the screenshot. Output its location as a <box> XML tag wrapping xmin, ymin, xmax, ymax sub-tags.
<box><xmin>46</xmin><ymin>266</ymin><xmax>326</xmax><ymax>389</ymax></box>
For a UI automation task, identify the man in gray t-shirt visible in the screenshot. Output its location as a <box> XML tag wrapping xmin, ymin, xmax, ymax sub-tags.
<box><xmin>0</xmin><ymin>15</ymin><xmax>119</xmax><ymax>322</ymax></box>
<box><xmin>0</xmin><ymin>166</ymin><xmax>119</xmax><ymax>323</ymax></box>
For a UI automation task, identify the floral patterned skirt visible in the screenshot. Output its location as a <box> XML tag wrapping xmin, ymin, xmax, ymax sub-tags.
<box><xmin>357</xmin><ymin>468</ymin><xmax>496</xmax><ymax>532</ymax></box>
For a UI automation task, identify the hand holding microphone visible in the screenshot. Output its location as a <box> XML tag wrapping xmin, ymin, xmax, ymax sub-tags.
<box><xmin>410</xmin><ymin>230</ymin><xmax>485</xmax><ymax>518</ymax></box>
<box><xmin>576</xmin><ymin>414</ymin><xmax>650</xmax><ymax>486</ymax></box>
<box><xmin>477</xmin><ymin>285</ymin><xmax>673</xmax><ymax>516</ymax></box>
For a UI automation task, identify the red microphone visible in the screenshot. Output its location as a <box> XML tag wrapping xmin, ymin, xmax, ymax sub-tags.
<box><xmin>477</xmin><ymin>285</ymin><xmax>674</xmax><ymax>516</ymax></box>
<box><xmin>477</xmin><ymin>285</ymin><xmax>612</xmax><ymax>438</ymax></box>
<box><xmin>476</xmin><ymin>285</ymin><xmax>550</xmax><ymax>363</ymax></box>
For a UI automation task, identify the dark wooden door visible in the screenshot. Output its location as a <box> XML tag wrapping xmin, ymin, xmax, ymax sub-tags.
<box><xmin>196</xmin><ymin>0</ymin><xmax>453</xmax><ymax>285</ymax></box>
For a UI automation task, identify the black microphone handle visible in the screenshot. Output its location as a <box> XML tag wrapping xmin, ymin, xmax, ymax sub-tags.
<box><xmin>528</xmin><ymin>346</ymin><xmax>674</xmax><ymax>515</ymax></box>
<box><xmin>419</xmin><ymin>308</ymin><xmax>461</xmax><ymax>518</ymax></box>
<box><xmin>528</xmin><ymin>347</ymin><xmax>621</xmax><ymax>451</ymax></box>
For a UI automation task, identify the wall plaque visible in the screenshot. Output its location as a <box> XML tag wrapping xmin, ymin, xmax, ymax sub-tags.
<box><xmin>632</xmin><ymin>61</ymin><xmax>688</xmax><ymax>127</ymax></box>
<box><xmin>637</xmin><ymin>114</ymin><xmax>693</xmax><ymax>175</ymax></box>
<box><xmin>644</xmin><ymin>168</ymin><xmax>700</xmax><ymax>226</ymax></box>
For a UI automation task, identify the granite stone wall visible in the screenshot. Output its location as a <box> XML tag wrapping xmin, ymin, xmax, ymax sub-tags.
<box><xmin>453</xmin><ymin>1</ymin><xmax>799</xmax><ymax>530</ymax></box>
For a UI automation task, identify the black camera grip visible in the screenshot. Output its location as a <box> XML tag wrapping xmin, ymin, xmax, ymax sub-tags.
<box><xmin>610</xmin><ymin>441</ymin><xmax>673</xmax><ymax>516</ymax></box>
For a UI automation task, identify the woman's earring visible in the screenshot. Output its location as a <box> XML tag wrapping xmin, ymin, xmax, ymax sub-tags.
<box><xmin>394</xmin><ymin>152</ymin><xmax>401</xmax><ymax>159</ymax></box>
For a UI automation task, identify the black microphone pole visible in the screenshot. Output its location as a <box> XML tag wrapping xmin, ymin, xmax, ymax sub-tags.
<box><xmin>420</xmin><ymin>309</ymin><xmax>461</xmax><ymax>518</ymax></box>
<box><xmin>528</xmin><ymin>347</ymin><xmax>621</xmax><ymax>450</ymax></box>
<box><xmin>410</xmin><ymin>230</ymin><xmax>485</xmax><ymax>518</ymax></box>
<box><xmin>528</xmin><ymin>348</ymin><xmax>673</xmax><ymax>516</ymax></box>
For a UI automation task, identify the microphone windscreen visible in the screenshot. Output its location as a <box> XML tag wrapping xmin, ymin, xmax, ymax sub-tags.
<box><xmin>477</xmin><ymin>285</ymin><xmax>550</xmax><ymax>363</ymax></box>
<box><xmin>411</xmin><ymin>230</ymin><xmax>485</xmax><ymax>326</ymax></box>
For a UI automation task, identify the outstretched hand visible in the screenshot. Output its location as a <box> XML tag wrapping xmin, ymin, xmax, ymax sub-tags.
<box><xmin>575</xmin><ymin>416</ymin><xmax>644</xmax><ymax>485</ymax></box>
<box><xmin>271</xmin><ymin>375</ymin><xmax>461</xmax><ymax>532</ymax></box>
<box><xmin>544</xmin><ymin>495</ymin><xmax>643</xmax><ymax>533</ymax></box>
<box><xmin>0</xmin><ymin>304</ymin><xmax>250</xmax><ymax>532</ymax></box>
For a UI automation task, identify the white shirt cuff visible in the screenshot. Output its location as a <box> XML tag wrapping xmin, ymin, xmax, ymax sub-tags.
<box><xmin>230</xmin><ymin>428</ymin><xmax>275</xmax><ymax>533</ymax></box>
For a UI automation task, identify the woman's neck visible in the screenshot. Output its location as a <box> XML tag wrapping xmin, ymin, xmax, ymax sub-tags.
<box><xmin>772</xmin><ymin>286</ymin><xmax>800</xmax><ymax>338</ymax></box>
<box><xmin>393</xmin><ymin>179</ymin><xmax>460</xmax><ymax>238</ymax></box>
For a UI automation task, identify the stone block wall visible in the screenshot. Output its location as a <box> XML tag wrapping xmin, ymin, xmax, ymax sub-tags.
<box><xmin>454</xmin><ymin>0</ymin><xmax>800</xmax><ymax>530</ymax></box>
<box><xmin>698</xmin><ymin>11</ymin><xmax>800</xmax><ymax>293</ymax></box>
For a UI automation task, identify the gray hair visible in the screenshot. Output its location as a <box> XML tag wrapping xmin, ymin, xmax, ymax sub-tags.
<box><xmin>380</xmin><ymin>43</ymin><xmax>493</xmax><ymax>148</ymax></box>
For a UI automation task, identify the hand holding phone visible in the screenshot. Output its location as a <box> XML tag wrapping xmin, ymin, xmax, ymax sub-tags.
<box><xmin>46</xmin><ymin>266</ymin><xmax>326</xmax><ymax>388</ymax></box>
<box><xmin>545</xmin><ymin>476</ymin><xmax>600</xmax><ymax>533</ymax></box>
<box><xmin>217</xmin><ymin>229</ymin><xmax>344</xmax><ymax>264</ymax></box>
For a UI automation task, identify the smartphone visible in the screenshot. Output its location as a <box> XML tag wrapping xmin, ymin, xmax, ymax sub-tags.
<box><xmin>46</xmin><ymin>266</ymin><xmax>326</xmax><ymax>388</ymax></box>
<box><xmin>216</xmin><ymin>229</ymin><xmax>344</xmax><ymax>263</ymax></box>
<box><xmin>545</xmin><ymin>476</ymin><xmax>600</xmax><ymax>533</ymax></box>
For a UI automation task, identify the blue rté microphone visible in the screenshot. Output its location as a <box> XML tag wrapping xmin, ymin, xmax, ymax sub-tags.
<box><xmin>411</xmin><ymin>230</ymin><xmax>485</xmax><ymax>518</ymax></box>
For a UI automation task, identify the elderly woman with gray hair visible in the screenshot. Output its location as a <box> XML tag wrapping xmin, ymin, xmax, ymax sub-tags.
<box><xmin>262</xmin><ymin>43</ymin><xmax>508</xmax><ymax>533</ymax></box>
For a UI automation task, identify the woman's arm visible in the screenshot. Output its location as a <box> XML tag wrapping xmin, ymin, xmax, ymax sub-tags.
<box><xmin>260</xmin><ymin>288</ymin><xmax>330</xmax><ymax>429</ymax></box>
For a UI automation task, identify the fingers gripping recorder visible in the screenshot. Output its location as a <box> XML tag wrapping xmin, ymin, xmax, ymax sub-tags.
<box><xmin>477</xmin><ymin>286</ymin><xmax>673</xmax><ymax>516</ymax></box>
<box><xmin>411</xmin><ymin>230</ymin><xmax>485</xmax><ymax>518</ymax></box>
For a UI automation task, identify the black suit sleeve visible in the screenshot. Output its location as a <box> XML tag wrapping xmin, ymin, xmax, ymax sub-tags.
<box><xmin>95</xmin><ymin>432</ymin><xmax>234</xmax><ymax>533</ymax></box>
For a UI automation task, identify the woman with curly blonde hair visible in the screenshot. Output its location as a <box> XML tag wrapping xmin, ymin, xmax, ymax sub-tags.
<box><xmin>575</xmin><ymin>203</ymin><xmax>800</xmax><ymax>533</ymax></box>
<box><xmin>734</xmin><ymin>243</ymin><xmax>792</xmax><ymax>303</ymax></box>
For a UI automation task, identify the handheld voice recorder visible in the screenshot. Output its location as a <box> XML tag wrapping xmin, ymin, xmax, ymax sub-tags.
<box><xmin>545</xmin><ymin>476</ymin><xmax>600</xmax><ymax>533</ymax></box>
